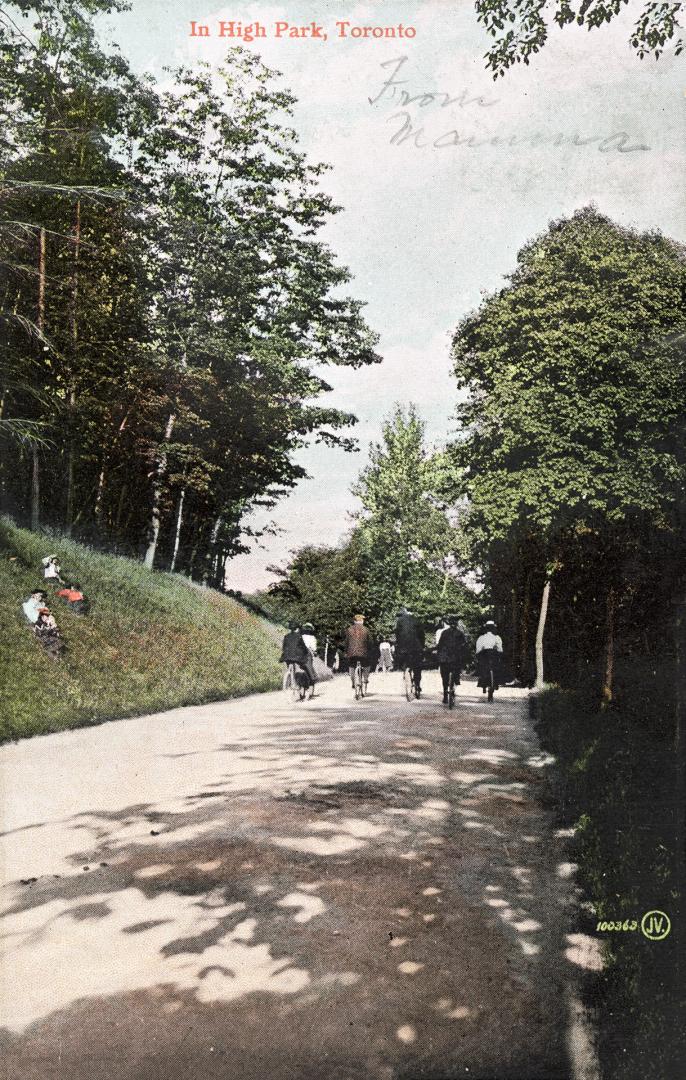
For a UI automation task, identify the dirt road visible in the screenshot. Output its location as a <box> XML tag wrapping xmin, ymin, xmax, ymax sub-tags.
<box><xmin>0</xmin><ymin>673</ymin><xmax>599</xmax><ymax>1080</ymax></box>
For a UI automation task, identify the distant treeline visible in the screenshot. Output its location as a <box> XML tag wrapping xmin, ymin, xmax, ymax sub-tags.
<box><xmin>0</xmin><ymin>1</ymin><xmax>378</xmax><ymax>586</ymax></box>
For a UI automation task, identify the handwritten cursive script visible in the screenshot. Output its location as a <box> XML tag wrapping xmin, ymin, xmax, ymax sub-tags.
<box><xmin>369</xmin><ymin>57</ymin><xmax>651</xmax><ymax>154</ymax></box>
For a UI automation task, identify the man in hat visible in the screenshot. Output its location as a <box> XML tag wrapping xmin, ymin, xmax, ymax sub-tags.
<box><xmin>345</xmin><ymin>614</ymin><xmax>373</xmax><ymax>691</ymax></box>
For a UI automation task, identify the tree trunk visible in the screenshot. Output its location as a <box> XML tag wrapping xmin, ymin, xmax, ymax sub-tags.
<box><xmin>535</xmin><ymin>577</ymin><xmax>552</xmax><ymax>690</ymax></box>
<box><xmin>64</xmin><ymin>397</ymin><xmax>75</xmax><ymax>535</ymax></box>
<box><xmin>144</xmin><ymin>412</ymin><xmax>175</xmax><ymax>570</ymax></box>
<box><xmin>38</xmin><ymin>227</ymin><xmax>46</xmax><ymax>326</ymax></box>
<box><xmin>169</xmin><ymin>487</ymin><xmax>186</xmax><ymax>573</ymax></box>
<box><xmin>31</xmin><ymin>227</ymin><xmax>47</xmax><ymax>531</ymax></box>
<box><xmin>94</xmin><ymin>412</ymin><xmax>130</xmax><ymax>534</ymax></box>
<box><xmin>65</xmin><ymin>201</ymin><xmax>81</xmax><ymax>537</ymax></box>
<box><xmin>601</xmin><ymin>587</ymin><xmax>616</xmax><ymax>707</ymax></box>
<box><xmin>115</xmin><ymin>482</ymin><xmax>128</xmax><ymax>533</ymax></box>
<box><xmin>511</xmin><ymin>587</ymin><xmax>518</xmax><ymax>675</ymax></box>
<box><xmin>202</xmin><ymin>515</ymin><xmax>223</xmax><ymax>585</ymax></box>
<box><xmin>94</xmin><ymin>463</ymin><xmax>107</xmax><ymax>531</ymax></box>
<box><xmin>520</xmin><ymin>572</ymin><xmax>531</xmax><ymax>683</ymax></box>
<box><xmin>31</xmin><ymin>447</ymin><xmax>40</xmax><ymax>531</ymax></box>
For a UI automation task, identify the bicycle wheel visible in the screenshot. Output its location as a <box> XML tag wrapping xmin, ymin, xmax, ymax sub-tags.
<box><xmin>448</xmin><ymin>672</ymin><xmax>455</xmax><ymax>709</ymax></box>
<box><xmin>354</xmin><ymin>662</ymin><xmax>363</xmax><ymax>700</ymax></box>
<box><xmin>403</xmin><ymin>666</ymin><xmax>413</xmax><ymax>701</ymax></box>
<box><xmin>487</xmin><ymin>667</ymin><xmax>495</xmax><ymax>702</ymax></box>
<box><xmin>289</xmin><ymin>665</ymin><xmax>302</xmax><ymax>702</ymax></box>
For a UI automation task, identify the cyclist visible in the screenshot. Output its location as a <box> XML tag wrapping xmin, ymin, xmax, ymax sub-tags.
<box><xmin>436</xmin><ymin>612</ymin><xmax>470</xmax><ymax>647</ymax></box>
<box><xmin>395</xmin><ymin>607</ymin><xmax>425</xmax><ymax>698</ymax></box>
<box><xmin>280</xmin><ymin>621</ymin><xmax>316</xmax><ymax>690</ymax></box>
<box><xmin>437</xmin><ymin>614</ymin><xmax>466</xmax><ymax>704</ymax></box>
<box><xmin>344</xmin><ymin>614</ymin><xmax>372</xmax><ymax>692</ymax></box>
<box><xmin>475</xmin><ymin>619</ymin><xmax>504</xmax><ymax>697</ymax></box>
<box><xmin>301</xmin><ymin>622</ymin><xmax>317</xmax><ymax>656</ymax></box>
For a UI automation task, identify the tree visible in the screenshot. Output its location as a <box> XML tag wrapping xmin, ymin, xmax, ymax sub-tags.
<box><xmin>448</xmin><ymin>207</ymin><xmax>686</xmax><ymax>695</ymax></box>
<box><xmin>264</xmin><ymin>539</ymin><xmax>370</xmax><ymax>646</ymax></box>
<box><xmin>261</xmin><ymin>407</ymin><xmax>482</xmax><ymax>647</ymax></box>
<box><xmin>353</xmin><ymin>405</ymin><xmax>480</xmax><ymax>631</ymax></box>
<box><xmin>0</xmin><ymin>3</ymin><xmax>379</xmax><ymax>580</ymax></box>
<box><xmin>475</xmin><ymin>0</ymin><xmax>684</xmax><ymax>78</ymax></box>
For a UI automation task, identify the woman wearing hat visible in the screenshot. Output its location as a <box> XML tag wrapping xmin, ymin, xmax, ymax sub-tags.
<box><xmin>475</xmin><ymin>620</ymin><xmax>504</xmax><ymax>701</ymax></box>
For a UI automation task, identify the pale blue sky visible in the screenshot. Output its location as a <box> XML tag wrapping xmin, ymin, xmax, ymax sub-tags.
<box><xmin>101</xmin><ymin>1</ymin><xmax>685</xmax><ymax>589</ymax></box>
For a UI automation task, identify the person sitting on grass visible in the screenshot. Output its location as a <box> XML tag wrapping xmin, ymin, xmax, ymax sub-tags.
<box><xmin>33</xmin><ymin>606</ymin><xmax>65</xmax><ymax>661</ymax></box>
<box><xmin>55</xmin><ymin>581</ymin><xmax>90</xmax><ymax>616</ymax></box>
<box><xmin>41</xmin><ymin>554</ymin><xmax>63</xmax><ymax>584</ymax></box>
<box><xmin>22</xmin><ymin>589</ymin><xmax>48</xmax><ymax>624</ymax></box>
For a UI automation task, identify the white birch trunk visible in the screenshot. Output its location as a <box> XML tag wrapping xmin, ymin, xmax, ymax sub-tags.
<box><xmin>535</xmin><ymin>577</ymin><xmax>551</xmax><ymax>690</ymax></box>
<box><xmin>169</xmin><ymin>487</ymin><xmax>186</xmax><ymax>573</ymax></box>
<box><xmin>144</xmin><ymin>412</ymin><xmax>175</xmax><ymax>569</ymax></box>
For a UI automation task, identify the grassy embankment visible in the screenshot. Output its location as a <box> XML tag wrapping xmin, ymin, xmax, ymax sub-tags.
<box><xmin>533</xmin><ymin>681</ymin><xmax>683</xmax><ymax>1080</ymax></box>
<box><xmin>0</xmin><ymin>519</ymin><xmax>282</xmax><ymax>743</ymax></box>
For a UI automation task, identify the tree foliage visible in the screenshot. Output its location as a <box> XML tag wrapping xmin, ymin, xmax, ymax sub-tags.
<box><xmin>446</xmin><ymin>207</ymin><xmax>686</xmax><ymax>697</ymax></box>
<box><xmin>475</xmin><ymin>0</ymin><xmax>684</xmax><ymax>77</ymax></box>
<box><xmin>265</xmin><ymin>407</ymin><xmax>482</xmax><ymax>645</ymax></box>
<box><xmin>0</xmin><ymin>0</ymin><xmax>379</xmax><ymax>583</ymax></box>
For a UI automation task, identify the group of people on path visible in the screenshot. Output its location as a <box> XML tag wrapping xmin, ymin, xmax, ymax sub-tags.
<box><xmin>280</xmin><ymin>608</ymin><xmax>504</xmax><ymax>702</ymax></box>
<box><xmin>20</xmin><ymin>554</ymin><xmax>90</xmax><ymax>661</ymax></box>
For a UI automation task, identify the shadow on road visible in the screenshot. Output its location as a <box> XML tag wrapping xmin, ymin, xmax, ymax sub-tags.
<box><xmin>0</xmin><ymin>678</ymin><xmax>599</xmax><ymax>1079</ymax></box>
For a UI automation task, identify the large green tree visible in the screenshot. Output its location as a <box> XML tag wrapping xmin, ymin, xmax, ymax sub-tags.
<box><xmin>448</xmin><ymin>207</ymin><xmax>686</xmax><ymax>693</ymax></box>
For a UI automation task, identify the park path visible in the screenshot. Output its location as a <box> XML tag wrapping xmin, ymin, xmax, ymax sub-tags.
<box><xmin>0</xmin><ymin>673</ymin><xmax>599</xmax><ymax>1080</ymax></box>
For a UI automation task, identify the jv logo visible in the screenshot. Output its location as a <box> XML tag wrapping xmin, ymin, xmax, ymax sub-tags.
<box><xmin>640</xmin><ymin>910</ymin><xmax>671</xmax><ymax>941</ymax></box>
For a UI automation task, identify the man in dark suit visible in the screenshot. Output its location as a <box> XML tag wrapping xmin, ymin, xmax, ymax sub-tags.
<box><xmin>436</xmin><ymin>614</ymin><xmax>466</xmax><ymax>703</ymax></box>
<box><xmin>394</xmin><ymin>607</ymin><xmax>425</xmax><ymax>697</ymax></box>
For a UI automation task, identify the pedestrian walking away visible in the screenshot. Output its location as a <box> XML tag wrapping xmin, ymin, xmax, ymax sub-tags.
<box><xmin>377</xmin><ymin>639</ymin><xmax>393</xmax><ymax>673</ymax></box>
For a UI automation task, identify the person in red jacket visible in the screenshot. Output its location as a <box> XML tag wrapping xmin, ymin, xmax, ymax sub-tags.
<box><xmin>344</xmin><ymin>614</ymin><xmax>373</xmax><ymax>692</ymax></box>
<box><xmin>55</xmin><ymin>582</ymin><xmax>90</xmax><ymax>615</ymax></box>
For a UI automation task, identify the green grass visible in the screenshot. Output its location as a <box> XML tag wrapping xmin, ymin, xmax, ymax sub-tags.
<box><xmin>0</xmin><ymin>519</ymin><xmax>283</xmax><ymax>742</ymax></box>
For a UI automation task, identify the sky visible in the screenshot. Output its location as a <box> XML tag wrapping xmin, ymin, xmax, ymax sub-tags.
<box><xmin>102</xmin><ymin>0</ymin><xmax>685</xmax><ymax>590</ymax></box>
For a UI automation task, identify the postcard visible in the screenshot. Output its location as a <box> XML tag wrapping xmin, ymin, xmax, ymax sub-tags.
<box><xmin>1</xmin><ymin>1</ymin><xmax>683</xmax><ymax>1078</ymax></box>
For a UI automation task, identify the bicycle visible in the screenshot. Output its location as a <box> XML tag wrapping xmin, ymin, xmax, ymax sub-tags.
<box><xmin>285</xmin><ymin>662</ymin><xmax>308</xmax><ymax>702</ymax></box>
<box><xmin>353</xmin><ymin>660</ymin><xmax>364</xmax><ymax>700</ymax></box>
<box><xmin>446</xmin><ymin>669</ymin><xmax>456</xmax><ymax>709</ymax></box>
<box><xmin>403</xmin><ymin>665</ymin><xmax>415</xmax><ymax>701</ymax></box>
<box><xmin>479</xmin><ymin>660</ymin><xmax>496</xmax><ymax>702</ymax></box>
